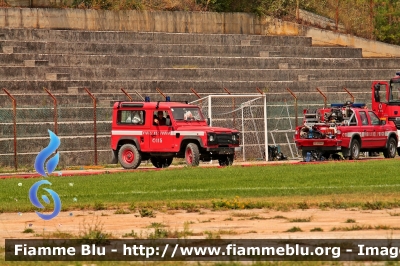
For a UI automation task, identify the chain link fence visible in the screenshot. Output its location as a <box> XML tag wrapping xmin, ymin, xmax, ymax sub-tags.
<box><xmin>0</xmin><ymin>89</ymin><xmax>371</xmax><ymax>170</ymax></box>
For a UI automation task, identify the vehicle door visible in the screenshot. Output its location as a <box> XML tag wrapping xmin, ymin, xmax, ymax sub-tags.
<box><xmin>147</xmin><ymin>110</ymin><xmax>174</xmax><ymax>152</ymax></box>
<box><xmin>358</xmin><ymin>111</ymin><xmax>374</xmax><ymax>148</ymax></box>
<box><xmin>368</xmin><ymin>111</ymin><xmax>387</xmax><ymax>147</ymax></box>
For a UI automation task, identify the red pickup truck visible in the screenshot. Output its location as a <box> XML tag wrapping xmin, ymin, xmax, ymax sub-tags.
<box><xmin>294</xmin><ymin>102</ymin><xmax>398</xmax><ymax>161</ymax></box>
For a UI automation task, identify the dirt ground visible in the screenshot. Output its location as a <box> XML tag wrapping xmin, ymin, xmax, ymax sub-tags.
<box><xmin>2</xmin><ymin>207</ymin><xmax>400</xmax><ymax>245</ymax></box>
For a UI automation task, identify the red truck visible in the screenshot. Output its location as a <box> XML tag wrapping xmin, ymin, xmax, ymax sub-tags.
<box><xmin>110</xmin><ymin>99</ymin><xmax>240</xmax><ymax>169</ymax></box>
<box><xmin>294</xmin><ymin>102</ymin><xmax>398</xmax><ymax>161</ymax></box>
<box><xmin>371</xmin><ymin>72</ymin><xmax>400</xmax><ymax>156</ymax></box>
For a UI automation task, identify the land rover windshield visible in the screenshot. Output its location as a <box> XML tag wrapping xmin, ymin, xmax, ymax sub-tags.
<box><xmin>389</xmin><ymin>80</ymin><xmax>400</xmax><ymax>102</ymax></box>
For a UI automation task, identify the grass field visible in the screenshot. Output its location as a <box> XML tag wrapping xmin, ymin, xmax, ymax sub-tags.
<box><xmin>1</xmin><ymin>159</ymin><xmax>400</xmax><ymax>213</ymax></box>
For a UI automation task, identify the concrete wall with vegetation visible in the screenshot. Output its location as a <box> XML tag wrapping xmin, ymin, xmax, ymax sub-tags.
<box><xmin>0</xmin><ymin>7</ymin><xmax>399</xmax><ymax>57</ymax></box>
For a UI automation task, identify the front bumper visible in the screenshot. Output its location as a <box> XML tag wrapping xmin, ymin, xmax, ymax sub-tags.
<box><xmin>206</xmin><ymin>147</ymin><xmax>235</xmax><ymax>155</ymax></box>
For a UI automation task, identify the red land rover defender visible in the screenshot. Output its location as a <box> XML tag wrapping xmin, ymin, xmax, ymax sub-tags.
<box><xmin>111</xmin><ymin>100</ymin><xmax>240</xmax><ymax>169</ymax></box>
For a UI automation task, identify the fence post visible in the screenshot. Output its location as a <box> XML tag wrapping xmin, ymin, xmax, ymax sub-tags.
<box><xmin>84</xmin><ymin>88</ymin><xmax>97</xmax><ymax>165</ymax></box>
<box><xmin>316</xmin><ymin>88</ymin><xmax>328</xmax><ymax>109</ymax></box>
<box><xmin>156</xmin><ymin>88</ymin><xmax>166</xmax><ymax>99</ymax></box>
<box><xmin>134</xmin><ymin>90</ymin><xmax>145</xmax><ymax>101</ymax></box>
<box><xmin>208</xmin><ymin>96</ymin><xmax>212</xmax><ymax>127</ymax></box>
<box><xmin>121</xmin><ymin>88</ymin><xmax>133</xmax><ymax>101</ymax></box>
<box><xmin>190</xmin><ymin>88</ymin><xmax>203</xmax><ymax>108</ymax></box>
<box><xmin>43</xmin><ymin>88</ymin><xmax>58</xmax><ymax>135</ymax></box>
<box><xmin>3</xmin><ymin>89</ymin><xmax>17</xmax><ymax>170</ymax></box>
<box><xmin>286</xmin><ymin>88</ymin><xmax>298</xmax><ymax>128</ymax></box>
<box><xmin>343</xmin><ymin>87</ymin><xmax>355</xmax><ymax>103</ymax></box>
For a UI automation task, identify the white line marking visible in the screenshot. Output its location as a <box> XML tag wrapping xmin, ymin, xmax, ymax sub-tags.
<box><xmin>59</xmin><ymin>183</ymin><xmax>400</xmax><ymax>197</ymax></box>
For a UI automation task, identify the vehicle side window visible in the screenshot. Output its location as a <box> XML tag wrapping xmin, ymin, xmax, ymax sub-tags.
<box><xmin>359</xmin><ymin>111</ymin><xmax>369</xmax><ymax>125</ymax></box>
<box><xmin>368</xmin><ymin>111</ymin><xmax>380</xmax><ymax>125</ymax></box>
<box><xmin>153</xmin><ymin>111</ymin><xmax>168</xmax><ymax>126</ymax></box>
<box><xmin>119</xmin><ymin>110</ymin><xmax>145</xmax><ymax>125</ymax></box>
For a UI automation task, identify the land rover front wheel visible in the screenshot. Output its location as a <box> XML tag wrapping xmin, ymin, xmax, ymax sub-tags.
<box><xmin>150</xmin><ymin>157</ymin><xmax>173</xmax><ymax>168</ymax></box>
<box><xmin>383</xmin><ymin>137</ymin><xmax>397</xmax><ymax>158</ymax></box>
<box><xmin>218</xmin><ymin>155</ymin><xmax>234</xmax><ymax>166</ymax></box>
<box><xmin>185</xmin><ymin>143</ymin><xmax>200</xmax><ymax>166</ymax></box>
<box><xmin>118</xmin><ymin>144</ymin><xmax>142</xmax><ymax>169</ymax></box>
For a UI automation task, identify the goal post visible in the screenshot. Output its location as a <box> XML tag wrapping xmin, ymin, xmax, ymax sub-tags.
<box><xmin>191</xmin><ymin>94</ymin><xmax>269</xmax><ymax>161</ymax></box>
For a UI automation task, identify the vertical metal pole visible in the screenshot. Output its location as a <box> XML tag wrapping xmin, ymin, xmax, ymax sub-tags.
<box><xmin>44</xmin><ymin>88</ymin><xmax>58</xmax><ymax>135</ymax></box>
<box><xmin>84</xmin><ymin>88</ymin><xmax>97</xmax><ymax>165</ymax></box>
<box><xmin>3</xmin><ymin>89</ymin><xmax>17</xmax><ymax>170</ymax></box>
<box><xmin>224</xmin><ymin>88</ymin><xmax>236</xmax><ymax>128</ymax></box>
<box><xmin>208</xmin><ymin>96</ymin><xmax>212</xmax><ymax>127</ymax></box>
<box><xmin>264</xmin><ymin>95</ymin><xmax>268</xmax><ymax>162</ymax></box>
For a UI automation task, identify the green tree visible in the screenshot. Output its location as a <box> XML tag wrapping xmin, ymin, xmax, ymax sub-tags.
<box><xmin>374</xmin><ymin>0</ymin><xmax>400</xmax><ymax>44</ymax></box>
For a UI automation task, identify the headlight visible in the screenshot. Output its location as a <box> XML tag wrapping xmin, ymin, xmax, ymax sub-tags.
<box><xmin>232</xmin><ymin>133</ymin><xmax>239</xmax><ymax>142</ymax></box>
<box><xmin>208</xmin><ymin>133</ymin><xmax>216</xmax><ymax>143</ymax></box>
<box><xmin>209</xmin><ymin>134</ymin><xmax>215</xmax><ymax>142</ymax></box>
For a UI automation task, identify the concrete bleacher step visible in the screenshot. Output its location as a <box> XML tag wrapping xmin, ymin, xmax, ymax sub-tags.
<box><xmin>0</xmin><ymin>40</ymin><xmax>363</xmax><ymax>58</ymax></box>
<box><xmin>2</xmin><ymin>54</ymin><xmax>400</xmax><ymax>74</ymax></box>
<box><xmin>0</xmin><ymin>121</ymin><xmax>111</xmax><ymax>137</ymax></box>
<box><xmin>0</xmin><ymin>79</ymin><xmax>380</xmax><ymax>94</ymax></box>
<box><xmin>0</xmin><ymin>149</ymin><xmax>112</xmax><ymax>167</ymax></box>
<box><xmin>1</xmin><ymin>28</ymin><xmax>313</xmax><ymax>46</ymax></box>
<box><xmin>0</xmin><ymin>135</ymin><xmax>110</xmax><ymax>154</ymax></box>
<box><xmin>45</xmin><ymin>73</ymin><xmax>71</xmax><ymax>81</ymax></box>
<box><xmin>1</xmin><ymin>67</ymin><xmax>395</xmax><ymax>81</ymax></box>
<box><xmin>0</xmin><ymin>93</ymin><xmax>99</xmax><ymax>107</ymax></box>
<box><xmin>24</xmin><ymin>60</ymin><xmax>49</xmax><ymax>67</ymax></box>
<box><xmin>1</xmin><ymin>46</ymin><xmax>26</xmax><ymax>54</ymax></box>
<box><xmin>0</xmin><ymin>106</ymin><xmax>113</xmax><ymax>122</ymax></box>
<box><xmin>1</xmin><ymin>54</ymin><xmax>399</xmax><ymax>70</ymax></box>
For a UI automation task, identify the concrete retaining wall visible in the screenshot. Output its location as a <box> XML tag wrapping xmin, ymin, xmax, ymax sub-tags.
<box><xmin>1</xmin><ymin>8</ymin><xmax>400</xmax><ymax>57</ymax></box>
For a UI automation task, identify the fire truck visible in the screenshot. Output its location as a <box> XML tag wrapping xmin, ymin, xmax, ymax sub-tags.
<box><xmin>110</xmin><ymin>98</ymin><xmax>240</xmax><ymax>169</ymax></box>
<box><xmin>371</xmin><ymin>72</ymin><xmax>400</xmax><ymax>156</ymax></box>
<box><xmin>294</xmin><ymin>101</ymin><xmax>398</xmax><ymax>161</ymax></box>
